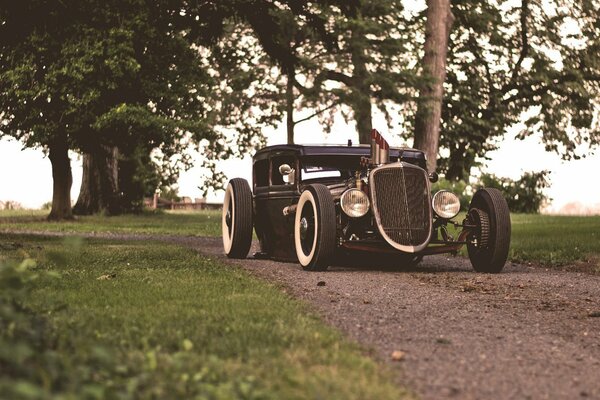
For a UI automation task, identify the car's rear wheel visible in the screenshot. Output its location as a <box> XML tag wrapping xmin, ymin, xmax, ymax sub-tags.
<box><xmin>466</xmin><ymin>188</ymin><xmax>511</xmax><ymax>273</ymax></box>
<box><xmin>294</xmin><ymin>184</ymin><xmax>336</xmax><ymax>271</ymax></box>
<box><xmin>222</xmin><ymin>178</ymin><xmax>253</xmax><ymax>259</ymax></box>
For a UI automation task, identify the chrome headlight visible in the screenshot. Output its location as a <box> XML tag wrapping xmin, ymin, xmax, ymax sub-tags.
<box><xmin>432</xmin><ymin>190</ymin><xmax>461</xmax><ymax>219</ymax></box>
<box><xmin>340</xmin><ymin>189</ymin><xmax>370</xmax><ymax>218</ymax></box>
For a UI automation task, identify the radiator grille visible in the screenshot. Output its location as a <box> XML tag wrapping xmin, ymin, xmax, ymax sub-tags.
<box><xmin>370</xmin><ymin>163</ymin><xmax>431</xmax><ymax>250</ymax></box>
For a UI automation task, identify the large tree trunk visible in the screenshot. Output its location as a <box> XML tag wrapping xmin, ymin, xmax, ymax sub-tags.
<box><xmin>350</xmin><ymin>28</ymin><xmax>372</xmax><ymax>144</ymax></box>
<box><xmin>73</xmin><ymin>145</ymin><xmax>121</xmax><ymax>215</ymax></box>
<box><xmin>286</xmin><ymin>69</ymin><xmax>295</xmax><ymax>144</ymax></box>
<box><xmin>47</xmin><ymin>135</ymin><xmax>74</xmax><ymax>221</ymax></box>
<box><xmin>414</xmin><ymin>0</ymin><xmax>454</xmax><ymax>172</ymax></box>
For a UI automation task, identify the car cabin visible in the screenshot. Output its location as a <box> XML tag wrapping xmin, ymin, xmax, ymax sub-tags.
<box><xmin>252</xmin><ymin>144</ymin><xmax>427</xmax><ymax>261</ymax></box>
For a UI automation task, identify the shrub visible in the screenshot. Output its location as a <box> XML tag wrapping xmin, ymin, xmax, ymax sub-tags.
<box><xmin>477</xmin><ymin>171</ymin><xmax>551</xmax><ymax>213</ymax></box>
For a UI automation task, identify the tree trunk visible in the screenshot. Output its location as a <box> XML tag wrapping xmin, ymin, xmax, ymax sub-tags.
<box><xmin>354</xmin><ymin>91</ymin><xmax>372</xmax><ymax>144</ymax></box>
<box><xmin>350</xmin><ymin>27</ymin><xmax>372</xmax><ymax>144</ymax></box>
<box><xmin>47</xmin><ymin>135</ymin><xmax>74</xmax><ymax>221</ymax></box>
<box><xmin>414</xmin><ymin>0</ymin><xmax>454</xmax><ymax>172</ymax></box>
<box><xmin>286</xmin><ymin>69</ymin><xmax>295</xmax><ymax>144</ymax></box>
<box><xmin>73</xmin><ymin>145</ymin><xmax>121</xmax><ymax>215</ymax></box>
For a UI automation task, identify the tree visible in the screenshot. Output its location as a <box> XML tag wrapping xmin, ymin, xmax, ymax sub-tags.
<box><xmin>71</xmin><ymin>1</ymin><xmax>219</xmax><ymax>215</ymax></box>
<box><xmin>235</xmin><ymin>1</ymin><xmax>415</xmax><ymax>145</ymax></box>
<box><xmin>1</xmin><ymin>2</ymin><xmax>84</xmax><ymax>219</ymax></box>
<box><xmin>73</xmin><ymin>0</ymin><xmax>357</xmax><ymax>210</ymax></box>
<box><xmin>2</xmin><ymin>0</ymin><xmax>361</xmax><ymax>218</ymax></box>
<box><xmin>413</xmin><ymin>0</ymin><xmax>454</xmax><ymax>172</ymax></box>
<box><xmin>1</xmin><ymin>1</ymin><xmax>223</xmax><ymax>218</ymax></box>
<box><xmin>294</xmin><ymin>1</ymin><xmax>419</xmax><ymax>144</ymax></box>
<box><xmin>437</xmin><ymin>0</ymin><xmax>600</xmax><ymax>180</ymax></box>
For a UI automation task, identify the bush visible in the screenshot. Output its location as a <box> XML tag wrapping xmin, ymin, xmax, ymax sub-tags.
<box><xmin>477</xmin><ymin>171</ymin><xmax>551</xmax><ymax>213</ymax></box>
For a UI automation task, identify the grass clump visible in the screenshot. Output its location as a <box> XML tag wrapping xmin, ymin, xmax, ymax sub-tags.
<box><xmin>0</xmin><ymin>234</ymin><xmax>410</xmax><ymax>399</ymax></box>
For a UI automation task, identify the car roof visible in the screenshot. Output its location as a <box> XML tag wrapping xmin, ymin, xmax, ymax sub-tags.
<box><xmin>253</xmin><ymin>144</ymin><xmax>425</xmax><ymax>160</ymax></box>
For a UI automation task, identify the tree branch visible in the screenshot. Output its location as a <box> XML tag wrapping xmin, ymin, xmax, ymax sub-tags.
<box><xmin>510</xmin><ymin>0</ymin><xmax>530</xmax><ymax>82</ymax></box>
<box><xmin>293</xmin><ymin>102</ymin><xmax>338</xmax><ymax>125</ymax></box>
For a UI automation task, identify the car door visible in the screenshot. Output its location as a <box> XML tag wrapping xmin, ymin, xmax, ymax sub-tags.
<box><xmin>255</xmin><ymin>151</ymin><xmax>300</xmax><ymax>261</ymax></box>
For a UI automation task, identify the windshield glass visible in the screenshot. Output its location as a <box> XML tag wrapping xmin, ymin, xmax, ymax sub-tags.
<box><xmin>301</xmin><ymin>166</ymin><xmax>342</xmax><ymax>180</ymax></box>
<box><xmin>300</xmin><ymin>155</ymin><xmax>360</xmax><ymax>183</ymax></box>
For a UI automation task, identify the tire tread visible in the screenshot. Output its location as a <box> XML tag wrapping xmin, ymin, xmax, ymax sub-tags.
<box><xmin>226</xmin><ymin>178</ymin><xmax>253</xmax><ymax>259</ymax></box>
<box><xmin>301</xmin><ymin>184</ymin><xmax>336</xmax><ymax>271</ymax></box>
<box><xmin>468</xmin><ymin>188</ymin><xmax>511</xmax><ymax>273</ymax></box>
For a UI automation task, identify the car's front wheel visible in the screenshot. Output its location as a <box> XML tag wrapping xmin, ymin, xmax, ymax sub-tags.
<box><xmin>222</xmin><ymin>178</ymin><xmax>253</xmax><ymax>259</ymax></box>
<box><xmin>294</xmin><ymin>184</ymin><xmax>336</xmax><ymax>271</ymax></box>
<box><xmin>466</xmin><ymin>188</ymin><xmax>511</xmax><ymax>273</ymax></box>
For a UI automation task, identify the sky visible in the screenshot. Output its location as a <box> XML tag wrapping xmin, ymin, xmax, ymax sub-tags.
<box><xmin>2</xmin><ymin>112</ymin><xmax>599</xmax><ymax>214</ymax></box>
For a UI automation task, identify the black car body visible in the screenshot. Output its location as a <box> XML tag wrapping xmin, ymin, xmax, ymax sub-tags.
<box><xmin>222</xmin><ymin>133</ymin><xmax>511</xmax><ymax>273</ymax></box>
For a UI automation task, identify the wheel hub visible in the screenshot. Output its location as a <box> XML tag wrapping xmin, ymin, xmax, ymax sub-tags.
<box><xmin>468</xmin><ymin>208</ymin><xmax>490</xmax><ymax>249</ymax></box>
<box><xmin>226</xmin><ymin>208</ymin><xmax>232</xmax><ymax>229</ymax></box>
<box><xmin>299</xmin><ymin>217</ymin><xmax>308</xmax><ymax>240</ymax></box>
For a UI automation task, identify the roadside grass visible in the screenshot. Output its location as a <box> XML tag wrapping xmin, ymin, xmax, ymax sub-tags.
<box><xmin>0</xmin><ymin>209</ymin><xmax>222</xmax><ymax>237</ymax></box>
<box><xmin>0</xmin><ymin>234</ymin><xmax>410</xmax><ymax>399</ymax></box>
<box><xmin>450</xmin><ymin>214</ymin><xmax>600</xmax><ymax>269</ymax></box>
<box><xmin>2</xmin><ymin>210</ymin><xmax>599</xmax><ymax>268</ymax></box>
<box><xmin>509</xmin><ymin>214</ymin><xmax>600</xmax><ymax>267</ymax></box>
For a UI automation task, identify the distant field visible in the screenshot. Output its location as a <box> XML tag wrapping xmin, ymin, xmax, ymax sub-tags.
<box><xmin>0</xmin><ymin>209</ymin><xmax>222</xmax><ymax>237</ymax></box>
<box><xmin>1</xmin><ymin>210</ymin><xmax>599</xmax><ymax>268</ymax></box>
<box><xmin>509</xmin><ymin>214</ymin><xmax>600</xmax><ymax>268</ymax></box>
<box><xmin>0</xmin><ymin>234</ymin><xmax>409</xmax><ymax>399</ymax></box>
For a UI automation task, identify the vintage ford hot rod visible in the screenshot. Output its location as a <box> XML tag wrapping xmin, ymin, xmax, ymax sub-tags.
<box><xmin>222</xmin><ymin>130</ymin><xmax>511</xmax><ymax>273</ymax></box>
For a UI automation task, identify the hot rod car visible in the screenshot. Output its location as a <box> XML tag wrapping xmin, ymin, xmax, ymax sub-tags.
<box><xmin>222</xmin><ymin>130</ymin><xmax>511</xmax><ymax>273</ymax></box>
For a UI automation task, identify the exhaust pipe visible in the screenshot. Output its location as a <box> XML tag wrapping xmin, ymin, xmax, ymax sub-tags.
<box><xmin>380</xmin><ymin>134</ymin><xmax>389</xmax><ymax>164</ymax></box>
<box><xmin>370</xmin><ymin>129</ymin><xmax>390</xmax><ymax>165</ymax></box>
<box><xmin>370</xmin><ymin>129</ymin><xmax>378</xmax><ymax>163</ymax></box>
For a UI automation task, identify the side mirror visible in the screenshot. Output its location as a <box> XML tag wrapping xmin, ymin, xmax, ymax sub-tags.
<box><xmin>279</xmin><ymin>164</ymin><xmax>292</xmax><ymax>176</ymax></box>
<box><xmin>429</xmin><ymin>172</ymin><xmax>439</xmax><ymax>183</ymax></box>
<box><xmin>278</xmin><ymin>164</ymin><xmax>295</xmax><ymax>184</ymax></box>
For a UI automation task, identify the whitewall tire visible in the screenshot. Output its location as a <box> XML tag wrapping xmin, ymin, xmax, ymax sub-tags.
<box><xmin>222</xmin><ymin>178</ymin><xmax>253</xmax><ymax>258</ymax></box>
<box><xmin>294</xmin><ymin>184</ymin><xmax>336</xmax><ymax>271</ymax></box>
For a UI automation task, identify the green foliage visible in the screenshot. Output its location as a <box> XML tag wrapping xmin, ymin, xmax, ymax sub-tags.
<box><xmin>0</xmin><ymin>236</ymin><xmax>410</xmax><ymax>399</ymax></box>
<box><xmin>0</xmin><ymin>257</ymin><xmax>55</xmax><ymax>399</ymax></box>
<box><xmin>477</xmin><ymin>170</ymin><xmax>551</xmax><ymax>213</ymax></box>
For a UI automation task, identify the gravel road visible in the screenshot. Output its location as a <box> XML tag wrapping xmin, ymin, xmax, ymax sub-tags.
<box><xmin>5</xmin><ymin>231</ymin><xmax>600</xmax><ymax>399</ymax></box>
<box><xmin>188</xmin><ymin>237</ymin><xmax>600</xmax><ymax>400</ymax></box>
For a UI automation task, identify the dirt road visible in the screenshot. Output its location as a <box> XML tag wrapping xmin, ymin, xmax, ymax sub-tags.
<box><xmin>7</xmin><ymin>231</ymin><xmax>600</xmax><ymax>399</ymax></box>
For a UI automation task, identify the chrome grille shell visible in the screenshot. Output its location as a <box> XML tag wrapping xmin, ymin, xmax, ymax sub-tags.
<box><xmin>369</xmin><ymin>162</ymin><xmax>432</xmax><ymax>253</ymax></box>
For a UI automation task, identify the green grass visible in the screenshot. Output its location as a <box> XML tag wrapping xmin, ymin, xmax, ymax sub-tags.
<box><xmin>0</xmin><ymin>234</ymin><xmax>410</xmax><ymax>399</ymax></box>
<box><xmin>446</xmin><ymin>213</ymin><xmax>600</xmax><ymax>269</ymax></box>
<box><xmin>0</xmin><ymin>209</ymin><xmax>222</xmax><ymax>237</ymax></box>
<box><xmin>509</xmin><ymin>214</ymin><xmax>600</xmax><ymax>267</ymax></box>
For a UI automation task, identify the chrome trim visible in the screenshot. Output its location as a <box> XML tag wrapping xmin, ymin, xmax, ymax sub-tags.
<box><xmin>369</xmin><ymin>162</ymin><xmax>433</xmax><ymax>253</ymax></box>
